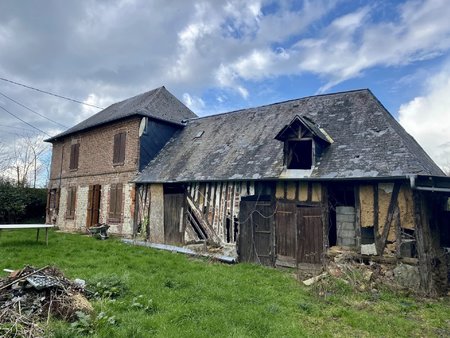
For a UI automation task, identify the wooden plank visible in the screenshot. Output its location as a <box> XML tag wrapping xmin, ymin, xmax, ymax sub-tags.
<box><xmin>186</xmin><ymin>194</ymin><xmax>222</xmax><ymax>244</ymax></box>
<box><xmin>275</xmin><ymin>201</ymin><xmax>297</xmax><ymax>259</ymax></box>
<box><xmin>297</xmin><ymin>206</ymin><xmax>323</xmax><ymax>264</ymax></box>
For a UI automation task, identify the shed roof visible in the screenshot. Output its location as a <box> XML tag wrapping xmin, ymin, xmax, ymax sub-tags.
<box><xmin>136</xmin><ymin>89</ymin><xmax>444</xmax><ymax>182</ymax></box>
<box><xmin>45</xmin><ymin>86</ymin><xmax>196</xmax><ymax>142</ymax></box>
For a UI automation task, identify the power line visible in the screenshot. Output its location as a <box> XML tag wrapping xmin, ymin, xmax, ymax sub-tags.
<box><xmin>0</xmin><ymin>91</ymin><xmax>68</xmax><ymax>128</ymax></box>
<box><xmin>0</xmin><ymin>104</ymin><xmax>51</xmax><ymax>137</ymax></box>
<box><xmin>0</xmin><ymin>76</ymin><xmax>104</xmax><ymax>110</ymax></box>
<box><xmin>0</xmin><ymin>124</ymin><xmax>40</xmax><ymax>133</ymax></box>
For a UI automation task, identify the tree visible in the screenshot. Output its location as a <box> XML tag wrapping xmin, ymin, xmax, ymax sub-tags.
<box><xmin>0</xmin><ymin>134</ymin><xmax>50</xmax><ymax>188</ymax></box>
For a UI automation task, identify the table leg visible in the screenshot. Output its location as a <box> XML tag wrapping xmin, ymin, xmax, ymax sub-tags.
<box><xmin>46</xmin><ymin>228</ymin><xmax>49</xmax><ymax>246</ymax></box>
<box><xmin>36</xmin><ymin>228</ymin><xmax>40</xmax><ymax>242</ymax></box>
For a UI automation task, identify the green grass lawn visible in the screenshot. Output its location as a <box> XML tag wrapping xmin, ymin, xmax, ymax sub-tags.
<box><xmin>1</xmin><ymin>229</ymin><xmax>449</xmax><ymax>337</ymax></box>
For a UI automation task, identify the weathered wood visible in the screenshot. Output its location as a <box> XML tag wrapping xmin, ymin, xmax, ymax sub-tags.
<box><xmin>164</xmin><ymin>193</ymin><xmax>185</xmax><ymax>244</ymax></box>
<box><xmin>412</xmin><ymin>191</ymin><xmax>433</xmax><ymax>293</ymax></box>
<box><xmin>297</xmin><ymin>207</ymin><xmax>323</xmax><ymax>264</ymax></box>
<box><xmin>238</xmin><ymin>199</ymin><xmax>275</xmax><ymax>266</ymax></box>
<box><xmin>275</xmin><ymin>202</ymin><xmax>297</xmax><ymax>259</ymax></box>
<box><xmin>377</xmin><ymin>183</ymin><xmax>401</xmax><ymax>255</ymax></box>
<box><xmin>321</xmin><ymin>185</ymin><xmax>329</xmax><ymax>263</ymax></box>
<box><xmin>354</xmin><ymin>185</ymin><xmax>361</xmax><ymax>250</ymax></box>
<box><xmin>373</xmin><ymin>184</ymin><xmax>379</xmax><ymax>249</ymax></box>
<box><xmin>395</xmin><ymin>206</ymin><xmax>402</xmax><ymax>258</ymax></box>
<box><xmin>186</xmin><ymin>194</ymin><xmax>222</xmax><ymax>244</ymax></box>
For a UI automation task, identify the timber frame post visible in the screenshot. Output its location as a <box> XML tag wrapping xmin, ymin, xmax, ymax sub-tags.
<box><xmin>412</xmin><ymin>190</ymin><xmax>434</xmax><ymax>294</ymax></box>
<box><xmin>376</xmin><ymin>182</ymin><xmax>401</xmax><ymax>255</ymax></box>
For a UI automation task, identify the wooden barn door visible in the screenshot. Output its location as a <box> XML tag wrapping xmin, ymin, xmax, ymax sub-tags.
<box><xmin>86</xmin><ymin>185</ymin><xmax>101</xmax><ymax>227</ymax></box>
<box><xmin>297</xmin><ymin>206</ymin><xmax>323</xmax><ymax>264</ymax></box>
<box><xmin>164</xmin><ymin>193</ymin><xmax>185</xmax><ymax>245</ymax></box>
<box><xmin>238</xmin><ymin>199</ymin><xmax>275</xmax><ymax>266</ymax></box>
<box><xmin>275</xmin><ymin>202</ymin><xmax>297</xmax><ymax>267</ymax></box>
<box><xmin>275</xmin><ymin>202</ymin><xmax>323</xmax><ymax>267</ymax></box>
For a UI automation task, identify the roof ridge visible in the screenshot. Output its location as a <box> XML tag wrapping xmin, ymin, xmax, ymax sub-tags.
<box><xmin>186</xmin><ymin>88</ymin><xmax>370</xmax><ymax>122</ymax></box>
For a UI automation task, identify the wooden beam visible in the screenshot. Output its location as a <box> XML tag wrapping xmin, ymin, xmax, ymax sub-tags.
<box><xmin>412</xmin><ymin>191</ymin><xmax>433</xmax><ymax>293</ymax></box>
<box><xmin>186</xmin><ymin>194</ymin><xmax>222</xmax><ymax>245</ymax></box>
<box><xmin>377</xmin><ymin>183</ymin><xmax>401</xmax><ymax>255</ymax></box>
<box><xmin>354</xmin><ymin>185</ymin><xmax>361</xmax><ymax>250</ymax></box>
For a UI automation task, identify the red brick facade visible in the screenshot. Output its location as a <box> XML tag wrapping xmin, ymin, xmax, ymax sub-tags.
<box><xmin>47</xmin><ymin>117</ymin><xmax>141</xmax><ymax>235</ymax></box>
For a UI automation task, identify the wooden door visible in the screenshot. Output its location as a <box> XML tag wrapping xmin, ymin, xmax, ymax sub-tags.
<box><xmin>86</xmin><ymin>185</ymin><xmax>101</xmax><ymax>227</ymax></box>
<box><xmin>275</xmin><ymin>201</ymin><xmax>297</xmax><ymax>267</ymax></box>
<box><xmin>238</xmin><ymin>199</ymin><xmax>275</xmax><ymax>266</ymax></box>
<box><xmin>297</xmin><ymin>206</ymin><xmax>323</xmax><ymax>264</ymax></box>
<box><xmin>164</xmin><ymin>193</ymin><xmax>185</xmax><ymax>244</ymax></box>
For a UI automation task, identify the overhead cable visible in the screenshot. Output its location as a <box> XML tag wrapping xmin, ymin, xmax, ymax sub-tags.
<box><xmin>0</xmin><ymin>104</ymin><xmax>51</xmax><ymax>137</ymax></box>
<box><xmin>0</xmin><ymin>91</ymin><xmax>68</xmax><ymax>128</ymax></box>
<box><xmin>0</xmin><ymin>76</ymin><xmax>104</xmax><ymax>109</ymax></box>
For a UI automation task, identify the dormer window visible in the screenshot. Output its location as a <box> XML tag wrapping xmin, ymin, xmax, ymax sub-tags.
<box><xmin>287</xmin><ymin>139</ymin><xmax>313</xmax><ymax>169</ymax></box>
<box><xmin>275</xmin><ymin>115</ymin><xmax>332</xmax><ymax>171</ymax></box>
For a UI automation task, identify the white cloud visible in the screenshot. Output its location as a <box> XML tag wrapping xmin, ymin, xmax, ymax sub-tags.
<box><xmin>399</xmin><ymin>62</ymin><xmax>450</xmax><ymax>172</ymax></box>
<box><xmin>182</xmin><ymin>93</ymin><xmax>205</xmax><ymax>114</ymax></box>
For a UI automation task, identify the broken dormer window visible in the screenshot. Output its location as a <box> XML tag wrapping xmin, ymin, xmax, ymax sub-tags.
<box><xmin>275</xmin><ymin>115</ymin><xmax>332</xmax><ymax>172</ymax></box>
<box><xmin>287</xmin><ymin>139</ymin><xmax>313</xmax><ymax>169</ymax></box>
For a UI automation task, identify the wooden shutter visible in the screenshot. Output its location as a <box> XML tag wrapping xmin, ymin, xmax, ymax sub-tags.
<box><xmin>113</xmin><ymin>132</ymin><xmax>126</xmax><ymax>164</ymax></box>
<box><xmin>109</xmin><ymin>183</ymin><xmax>123</xmax><ymax>221</ymax></box>
<box><xmin>119</xmin><ymin>133</ymin><xmax>126</xmax><ymax>163</ymax></box>
<box><xmin>86</xmin><ymin>185</ymin><xmax>93</xmax><ymax>227</ymax></box>
<box><xmin>69</xmin><ymin>143</ymin><xmax>80</xmax><ymax>170</ymax></box>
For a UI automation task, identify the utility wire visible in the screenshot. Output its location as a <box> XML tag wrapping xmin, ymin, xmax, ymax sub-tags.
<box><xmin>0</xmin><ymin>104</ymin><xmax>51</xmax><ymax>137</ymax></box>
<box><xmin>0</xmin><ymin>76</ymin><xmax>104</xmax><ymax>109</ymax></box>
<box><xmin>0</xmin><ymin>124</ymin><xmax>40</xmax><ymax>133</ymax></box>
<box><xmin>0</xmin><ymin>91</ymin><xmax>68</xmax><ymax>128</ymax></box>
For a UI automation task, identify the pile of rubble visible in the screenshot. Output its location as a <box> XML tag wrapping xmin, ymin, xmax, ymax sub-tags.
<box><xmin>0</xmin><ymin>266</ymin><xmax>92</xmax><ymax>337</ymax></box>
<box><xmin>303</xmin><ymin>250</ymin><xmax>421</xmax><ymax>293</ymax></box>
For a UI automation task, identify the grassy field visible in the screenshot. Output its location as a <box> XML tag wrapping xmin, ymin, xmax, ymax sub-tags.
<box><xmin>0</xmin><ymin>229</ymin><xmax>449</xmax><ymax>337</ymax></box>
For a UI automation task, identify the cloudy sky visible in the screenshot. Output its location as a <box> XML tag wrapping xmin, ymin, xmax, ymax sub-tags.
<box><xmin>1</xmin><ymin>0</ymin><xmax>450</xmax><ymax>183</ymax></box>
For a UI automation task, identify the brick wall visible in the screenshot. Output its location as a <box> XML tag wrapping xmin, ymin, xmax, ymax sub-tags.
<box><xmin>48</xmin><ymin>117</ymin><xmax>141</xmax><ymax>236</ymax></box>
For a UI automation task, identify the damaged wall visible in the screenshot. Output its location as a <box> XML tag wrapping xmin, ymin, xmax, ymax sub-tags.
<box><xmin>358</xmin><ymin>182</ymin><xmax>416</xmax><ymax>256</ymax></box>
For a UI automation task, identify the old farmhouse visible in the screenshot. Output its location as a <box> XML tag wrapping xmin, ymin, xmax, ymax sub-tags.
<box><xmin>46</xmin><ymin>87</ymin><xmax>450</xmax><ymax>294</ymax></box>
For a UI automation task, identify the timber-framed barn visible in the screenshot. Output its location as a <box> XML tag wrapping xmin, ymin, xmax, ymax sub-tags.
<box><xmin>46</xmin><ymin>87</ymin><xmax>450</xmax><ymax>294</ymax></box>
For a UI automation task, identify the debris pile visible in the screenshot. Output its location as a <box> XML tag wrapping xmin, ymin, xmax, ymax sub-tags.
<box><xmin>0</xmin><ymin>266</ymin><xmax>92</xmax><ymax>337</ymax></box>
<box><xmin>302</xmin><ymin>249</ymin><xmax>422</xmax><ymax>294</ymax></box>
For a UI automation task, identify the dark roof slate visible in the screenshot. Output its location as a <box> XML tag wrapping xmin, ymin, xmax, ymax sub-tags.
<box><xmin>46</xmin><ymin>86</ymin><xmax>196</xmax><ymax>142</ymax></box>
<box><xmin>136</xmin><ymin>89</ymin><xmax>444</xmax><ymax>182</ymax></box>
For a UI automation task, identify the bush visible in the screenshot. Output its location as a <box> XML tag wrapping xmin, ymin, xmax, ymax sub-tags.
<box><xmin>0</xmin><ymin>178</ymin><xmax>46</xmax><ymax>223</ymax></box>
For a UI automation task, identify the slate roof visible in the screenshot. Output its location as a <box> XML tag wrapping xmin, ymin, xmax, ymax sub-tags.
<box><xmin>136</xmin><ymin>89</ymin><xmax>444</xmax><ymax>182</ymax></box>
<box><xmin>45</xmin><ymin>86</ymin><xmax>196</xmax><ymax>142</ymax></box>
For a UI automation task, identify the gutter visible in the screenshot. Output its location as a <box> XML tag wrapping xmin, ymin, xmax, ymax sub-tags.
<box><xmin>409</xmin><ymin>174</ymin><xmax>450</xmax><ymax>193</ymax></box>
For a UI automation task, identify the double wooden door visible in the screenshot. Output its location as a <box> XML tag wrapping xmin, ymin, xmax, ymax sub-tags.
<box><xmin>239</xmin><ymin>199</ymin><xmax>323</xmax><ymax>266</ymax></box>
<box><xmin>275</xmin><ymin>202</ymin><xmax>323</xmax><ymax>265</ymax></box>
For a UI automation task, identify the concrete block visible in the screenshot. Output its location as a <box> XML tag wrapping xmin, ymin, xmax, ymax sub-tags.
<box><xmin>336</xmin><ymin>206</ymin><xmax>355</xmax><ymax>215</ymax></box>
<box><xmin>336</xmin><ymin>214</ymin><xmax>355</xmax><ymax>223</ymax></box>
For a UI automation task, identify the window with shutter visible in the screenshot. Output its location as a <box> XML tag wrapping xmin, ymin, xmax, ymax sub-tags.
<box><xmin>69</xmin><ymin>143</ymin><xmax>80</xmax><ymax>170</ymax></box>
<box><xmin>66</xmin><ymin>186</ymin><xmax>76</xmax><ymax>219</ymax></box>
<box><xmin>109</xmin><ymin>183</ymin><xmax>123</xmax><ymax>222</ymax></box>
<box><xmin>113</xmin><ymin>132</ymin><xmax>126</xmax><ymax>165</ymax></box>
